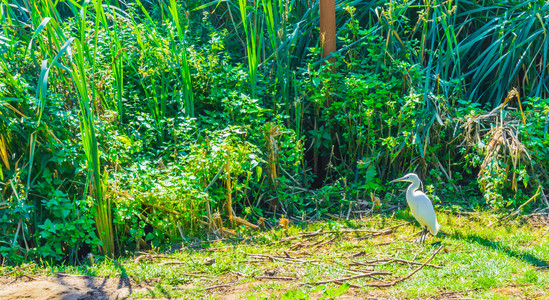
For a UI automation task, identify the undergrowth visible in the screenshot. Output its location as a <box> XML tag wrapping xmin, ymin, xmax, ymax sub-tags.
<box><xmin>0</xmin><ymin>0</ymin><xmax>548</xmax><ymax>264</ymax></box>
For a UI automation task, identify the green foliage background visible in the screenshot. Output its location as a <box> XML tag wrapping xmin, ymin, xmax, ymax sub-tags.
<box><xmin>0</xmin><ymin>0</ymin><xmax>548</xmax><ymax>264</ymax></box>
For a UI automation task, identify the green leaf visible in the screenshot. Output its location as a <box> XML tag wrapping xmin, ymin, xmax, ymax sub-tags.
<box><xmin>256</xmin><ymin>166</ymin><xmax>262</xmax><ymax>182</ymax></box>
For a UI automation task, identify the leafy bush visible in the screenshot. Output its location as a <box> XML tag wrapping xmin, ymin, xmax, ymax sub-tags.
<box><xmin>2</xmin><ymin>0</ymin><xmax>549</xmax><ymax>265</ymax></box>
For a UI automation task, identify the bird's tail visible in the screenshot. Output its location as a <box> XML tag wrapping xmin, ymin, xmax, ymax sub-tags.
<box><xmin>433</xmin><ymin>222</ymin><xmax>441</xmax><ymax>236</ymax></box>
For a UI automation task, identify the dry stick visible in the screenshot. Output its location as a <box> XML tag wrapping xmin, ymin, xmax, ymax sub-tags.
<box><xmin>389</xmin><ymin>258</ymin><xmax>443</xmax><ymax>269</ymax></box>
<box><xmin>357</xmin><ymin>228</ymin><xmax>393</xmax><ymax>239</ymax></box>
<box><xmin>366</xmin><ymin>245</ymin><xmax>444</xmax><ymax>287</ymax></box>
<box><xmin>351</xmin><ymin>258</ymin><xmax>442</xmax><ymax>269</ymax></box>
<box><xmin>334</xmin><ymin>280</ymin><xmax>362</xmax><ymax>289</ymax></box>
<box><xmin>203</xmin><ymin>282</ymin><xmax>237</xmax><ymax>291</ymax></box>
<box><xmin>313</xmin><ymin>236</ymin><xmax>337</xmax><ymax>249</ymax></box>
<box><xmin>305</xmin><ymin>271</ymin><xmax>393</xmax><ymax>285</ymax></box>
<box><xmin>248</xmin><ymin>254</ymin><xmax>296</xmax><ymax>264</ymax></box>
<box><xmin>177</xmin><ymin>273</ymin><xmax>213</xmax><ymax>278</ymax></box>
<box><xmin>279</xmin><ymin>226</ymin><xmax>404</xmax><ymax>244</ymax></box>
<box><xmin>438</xmin><ymin>283</ymin><xmax>534</xmax><ymax>297</ymax></box>
<box><xmin>385</xmin><ymin>222</ymin><xmax>411</xmax><ymax>230</ymax></box>
<box><xmin>259</xmin><ymin>276</ymin><xmax>297</xmax><ymax>280</ymax></box>
<box><xmin>2</xmin><ymin>263</ymin><xmax>36</xmax><ymax>276</ymax></box>
<box><xmin>241</xmin><ymin>260</ymin><xmax>265</xmax><ymax>263</ymax></box>
<box><xmin>229</xmin><ymin>270</ymin><xmax>247</xmax><ymax>277</ymax></box>
<box><xmin>436</xmin><ymin>287</ymin><xmax>479</xmax><ymax>297</ymax></box>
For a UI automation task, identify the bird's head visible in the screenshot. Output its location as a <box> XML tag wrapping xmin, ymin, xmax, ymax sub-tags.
<box><xmin>389</xmin><ymin>173</ymin><xmax>420</xmax><ymax>184</ymax></box>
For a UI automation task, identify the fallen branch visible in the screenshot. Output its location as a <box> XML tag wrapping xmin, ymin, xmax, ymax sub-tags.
<box><xmin>366</xmin><ymin>245</ymin><xmax>444</xmax><ymax>287</ymax></box>
<box><xmin>229</xmin><ymin>215</ymin><xmax>260</xmax><ymax>230</ymax></box>
<box><xmin>304</xmin><ymin>271</ymin><xmax>392</xmax><ymax>285</ymax></box>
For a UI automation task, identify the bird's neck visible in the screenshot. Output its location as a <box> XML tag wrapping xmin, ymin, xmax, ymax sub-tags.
<box><xmin>406</xmin><ymin>180</ymin><xmax>420</xmax><ymax>198</ymax></box>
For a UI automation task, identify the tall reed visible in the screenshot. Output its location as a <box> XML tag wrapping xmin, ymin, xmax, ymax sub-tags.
<box><xmin>167</xmin><ymin>0</ymin><xmax>194</xmax><ymax>117</ymax></box>
<box><xmin>238</xmin><ymin>0</ymin><xmax>263</xmax><ymax>99</ymax></box>
<box><xmin>72</xmin><ymin>38</ymin><xmax>114</xmax><ymax>256</ymax></box>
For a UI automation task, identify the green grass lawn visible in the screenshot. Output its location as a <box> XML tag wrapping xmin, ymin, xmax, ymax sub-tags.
<box><xmin>2</xmin><ymin>211</ymin><xmax>548</xmax><ymax>299</ymax></box>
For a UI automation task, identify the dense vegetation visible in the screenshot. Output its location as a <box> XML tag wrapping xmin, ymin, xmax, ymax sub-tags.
<box><xmin>1</xmin><ymin>0</ymin><xmax>548</xmax><ymax>265</ymax></box>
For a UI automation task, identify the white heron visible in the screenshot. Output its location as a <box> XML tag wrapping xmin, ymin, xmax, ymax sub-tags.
<box><xmin>390</xmin><ymin>173</ymin><xmax>440</xmax><ymax>243</ymax></box>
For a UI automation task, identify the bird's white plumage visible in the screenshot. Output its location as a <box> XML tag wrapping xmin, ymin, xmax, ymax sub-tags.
<box><xmin>391</xmin><ymin>173</ymin><xmax>440</xmax><ymax>237</ymax></box>
<box><xmin>407</xmin><ymin>191</ymin><xmax>439</xmax><ymax>235</ymax></box>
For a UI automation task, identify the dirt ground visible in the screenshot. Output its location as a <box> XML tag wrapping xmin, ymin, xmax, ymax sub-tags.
<box><xmin>0</xmin><ymin>274</ymin><xmax>547</xmax><ymax>300</ymax></box>
<box><xmin>0</xmin><ymin>274</ymin><xmax>144</xmax><ymax>300</ymax></box>
<box><xmin>0</xmin><ymin>275</ymin><xmax>388</xmax><ymax>300</ymax></box>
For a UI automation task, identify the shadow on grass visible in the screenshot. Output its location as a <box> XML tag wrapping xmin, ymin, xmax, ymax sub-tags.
<box><xmin>388</xmin><ymin>208</ymin><xmax>548</xmax><ymax>268</ymax></box>
<box><xmin>447</xmin><ymin>231</ymin><xmax>548</xmax><ymax>268</ymax></box>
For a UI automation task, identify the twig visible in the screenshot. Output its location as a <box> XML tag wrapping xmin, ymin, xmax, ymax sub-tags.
<box><xmin>304</xmin><ymin>271</ymin><xmax>392</xmax><ymax>285</ymax></box>
<box><xmin>181</xmin><ymin>273</ymin><xmax>213</xmax><ymax>278</ymax></box>
<box><xmin>351</xmin><ymin>258</ymin><xmax>442</xmax><ymax>269</ymax></box>
<box><xmin>229</xmin><ymin>270</ymin><xmax>247</xmax><ymax>277</ymax></box>
<box><xmin>280</xmin><ymin>227</ymin><xmax>401</xmax><ymax>243</ymax></box>
<box><xmin>357</xmin><ymin>228</ymin><xmax>393</xmax><ymax>239</ymax></box>
<box><xmin>503</xmin><ymin>283</ymin><xmax>536</xmax><ymax>288</ymax></box>
<box><xmin>334</xmin><ymin>280</ymin><xmax>362</xmax><ymax>289</ymax></box>
<box><xmin>259</xmin><ymin>276</ymin><xmax>297</xmax><ymax>280</ymax></box>
<box><xmin>2</xmin><ymin>263</ymin><xmax>36</xmax><ymax>276</ymax></box>
<box><xmin>435</xmin><ymin>287</ymin><xmax>479</xmax><ymax>297</ymax></box>
<box><xmin>366</xmin><ymin>245</ymin><xmax>444</xmax><ymax>287</ymax></box>
<box><xmin>313</xmin><ymin>236</ymin><xmax>337</xmax><ymax>248</ymax></box>
<box><xmin>204</xmin><ymin>163</ymin><xmax>225</xmax><ymax>192</ymax></box>
<box><xmin>203</xmin><ymin>282</ymin><xmax>237</xmax><ymax>291</ymax></box>
<box><xmin>248</xmin><ymin>254</ymin><xmax>296</xmax><ymax>264</ymax></box>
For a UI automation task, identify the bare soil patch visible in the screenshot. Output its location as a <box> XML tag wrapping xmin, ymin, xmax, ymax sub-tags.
<box><xmin>0</xmin><ymin>274</ymin><xmax>145</xmax><ymax>300</ymax></box>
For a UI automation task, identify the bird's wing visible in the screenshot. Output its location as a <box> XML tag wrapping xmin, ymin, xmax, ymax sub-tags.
<box><xmin>408</xmin><ymin>191</ymin><xmax>439</xmax><ymax>235</ymax></box>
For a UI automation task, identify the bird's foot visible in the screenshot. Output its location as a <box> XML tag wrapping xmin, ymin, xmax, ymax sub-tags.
<box><xmin>414</xmin><ymin>229</ymin><xmax>429</xmax><ymax>244</ymax></box>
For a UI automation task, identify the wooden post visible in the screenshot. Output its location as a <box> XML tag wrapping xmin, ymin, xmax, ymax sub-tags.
<box><xmin>311</xmin><ymin>0</ymin><xmax>337</xmax><ymax>188</ymax></box>
<box><xmin>319</xmin><ymin>0</ymin><xmax>336</xmax><ymax>61</ymax></box>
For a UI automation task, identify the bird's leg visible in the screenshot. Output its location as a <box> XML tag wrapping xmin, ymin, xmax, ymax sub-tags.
<box><xmin>421</xmin><ymin>228</ymin><xmax>428</xmax><ymax>244</ymax></box>
<box><xmin>415</xmin><ymin>228</ymin><xmax>428</xmax><ymax>244</ymax></box>
<box><xmin>414</xmin><ymin>227</ymin><xmax>425</xmax><ymax>244</ymax></box>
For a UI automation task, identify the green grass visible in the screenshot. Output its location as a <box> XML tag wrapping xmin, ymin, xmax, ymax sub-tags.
<box><xmin>2</xmin><ymin>211</ymin><xmax>547</xmax><ymax>299</ymax></box>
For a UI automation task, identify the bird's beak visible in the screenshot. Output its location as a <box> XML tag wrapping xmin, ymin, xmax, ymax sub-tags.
<box><xmin>389</xmin><ymin>176</ymin><xmax>405</xmax><ymax>183</ymax></box>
